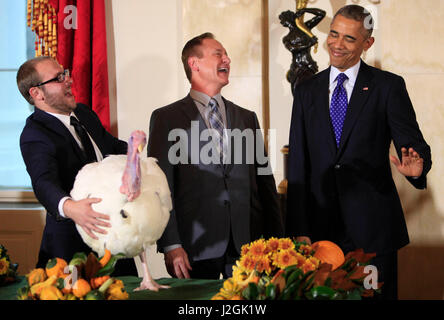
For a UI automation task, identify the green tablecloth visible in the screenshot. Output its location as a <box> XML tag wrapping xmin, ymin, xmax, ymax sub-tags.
<box><xmin>0</xmin><ymin>276</ymin><xmax>224</xmax><ymax>300</ymax></box>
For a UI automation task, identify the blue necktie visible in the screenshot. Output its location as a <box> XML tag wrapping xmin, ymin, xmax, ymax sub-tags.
<box><xmin>207</xmin><ymin>98</ymin><xmax>225</xmax><ymax>160</ymax></box>
<box><xmin>330</xmin><ymin>73</ymin><xmax>348</xmax><ymax>147</ymax></box>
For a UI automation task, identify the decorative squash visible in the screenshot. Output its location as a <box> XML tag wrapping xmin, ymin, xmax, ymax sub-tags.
<box><xmin>90</xmin><ymin>275</ymin><xmax>111</xmax><ymax>289</ymax></box>
<box><xmin>27</xmin><ymin>268</ymin><xmax>47</xmax><ymax>286</ymax></box>
<box><xmin>45</xmin><ymin>257</ymin><xmax>68</xmax><ymax>278</ymax></box>
<box><xmin>72</xmin><ymin>279</ymin><xmax>91</xmax><ymax>298</ymax></box>
<box><xmin>312</xmin><ymin>240</ymin><xmax>345</xmax><ymax>270</ymax></box>
<box><xmin>99</xmin><ymin>249</ymin><xmax>112</xmax><ymax>267</ymax></box>
<box><xmin>39</xmin><ymin>286</ymin><xmax>64</xmax><ymax>300</ymax></box>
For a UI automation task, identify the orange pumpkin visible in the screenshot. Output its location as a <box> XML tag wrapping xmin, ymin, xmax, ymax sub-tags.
<box><xmin>72</xmin><ymin>279</ymin><xmax>91</xmax><ymax>298</ymax></box>
<box><xmin>312</xmin><ymin>240</ymin><xmax>345</xmax><ymax>270</ymax></box>
<box><xmin>45</xmin><ymin>258</ymin><xmax>68</xmax><ymax>278</ymax></box>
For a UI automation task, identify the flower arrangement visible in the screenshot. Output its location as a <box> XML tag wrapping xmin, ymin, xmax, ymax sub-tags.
<box><xmin>0</xmin><ymin>244</ymin><xmax>19</xmax><ymax>286</ymax></box>
<box><xmin>212</xmin><ymin>237</ymin><xmax>381</xmax><ymax>300</ymax></box>
<box><xmin>17</xmin><ymin>249</ymin><xmax>129</xmax><ymax>300</ymax></box>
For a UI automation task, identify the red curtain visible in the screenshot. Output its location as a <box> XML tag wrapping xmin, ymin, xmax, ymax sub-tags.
<box><xmin>49</xmin><ymin>0</ymin><xmax>111</xmax><ymax>132</ymax></box>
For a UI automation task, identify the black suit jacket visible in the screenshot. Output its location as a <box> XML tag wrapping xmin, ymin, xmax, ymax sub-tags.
<box><xmin>148</xmin><ymin>95</ymin><xmax>283</xmax><ymax>262</ymax></box>
<box><xmin>286</xmin><ymin>61</ymin><xmax>432</xmax><ymax>254</ymax></box>
<box><xmin>20</xmin><ymin>103</ymin><xmax>127</xmax><ymax>266</ymax></box>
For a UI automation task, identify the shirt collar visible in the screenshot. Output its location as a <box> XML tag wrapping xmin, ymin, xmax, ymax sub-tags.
<box><xmin>329</xmin><ymin>59</ymin><xmax>361</xmax><ymax>87</ymax></box>
<box><xmin>190</xmin><ymin>89</ymin><xmax>223</xmax><ymax>108</ymax></box>
<box><xmin>45</xmin><ymin>110</ymin><xmax>76</xmax><ymax>128</ymax></box>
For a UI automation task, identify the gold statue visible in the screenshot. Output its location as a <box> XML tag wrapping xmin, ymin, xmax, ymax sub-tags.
<box><xmin>295</xmin><ymin>0</ymin><xmax>316</xmax><ymax>42</ymax></box>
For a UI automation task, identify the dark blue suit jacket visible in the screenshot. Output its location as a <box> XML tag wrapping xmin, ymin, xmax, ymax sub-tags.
<box><xmin>20</xmin><ymin>103</ymin><xmax>127</xmax><ymax>267</ymax></box>
<box><xmin>286</xmin><ymin>61</ymin><xmax>432</xmax><ymax>254</ymax></box>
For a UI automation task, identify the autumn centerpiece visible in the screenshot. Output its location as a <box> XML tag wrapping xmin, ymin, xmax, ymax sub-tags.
<box><xmin>212</xmin><ymin>238</ymin><xmax>381</xmax><ymax>300</ymax></box>
<box><xmin>0</xmin><ymin>244</ymin><xmax>19</xmax><ymax>286</ymax></box>
<box><xmin>17</xmin><ymin>250</ymin><xmax>129</xmax><ymax>300</ymax></box>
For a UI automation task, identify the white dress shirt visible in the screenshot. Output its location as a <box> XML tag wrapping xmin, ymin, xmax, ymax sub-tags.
<box><xmin>329</xmin><ymin>60</ymin><xmax>361</xmax><ymax>106</ymax></box>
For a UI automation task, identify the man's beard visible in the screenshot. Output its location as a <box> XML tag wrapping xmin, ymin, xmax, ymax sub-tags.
<box><xmin>43</xmin><ymin>87</ymin><xmax>76</xmax><ymax>114</ymax></box>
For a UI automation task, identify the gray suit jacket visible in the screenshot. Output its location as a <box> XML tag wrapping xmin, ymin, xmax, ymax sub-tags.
<box><xmin>148</xmin><ymin>94</ymin><xmax>283</xmax><ymax>262</ymax></box>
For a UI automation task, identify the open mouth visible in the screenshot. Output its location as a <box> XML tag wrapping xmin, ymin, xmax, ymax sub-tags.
<box><xmin>218</xmin><ymin>67</ymin><xmax>229</xmax><ymax>73</ymax></box>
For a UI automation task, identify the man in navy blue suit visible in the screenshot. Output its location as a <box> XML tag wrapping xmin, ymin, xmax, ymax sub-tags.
<box><xmin>286</xmin><ymin>5</ymin><xmax>431</xmax><ymax>299</ymax></box>
<box><xmin>17</xmin><ymin>56</ymin><xmax>136</xmax><ymax>275</ymax></box>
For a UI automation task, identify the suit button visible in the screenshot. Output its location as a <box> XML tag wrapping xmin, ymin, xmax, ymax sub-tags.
<box><xmin>334</xmin><ymin>164</ymin><xmax>341</xmax><ymax>170</ymax></box>
<box><xmin>224</xmin><ymin>173</ymin><xmax>229</xmax><ymax>179</ymax></box>
<box><xmin>224</xmin><ymin>200</ymin><xmax>230</xmax><ymax>206</ymax></box>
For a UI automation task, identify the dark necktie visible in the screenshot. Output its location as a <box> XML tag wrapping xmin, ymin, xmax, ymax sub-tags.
<box><xmin>207</xmin><ymin>98</ymin><xmax>226</xmax><ymax>160</ymax></box>
<box><xmin>70</xmin><ymin>116</ymin><xmax>97</xmax><ymax>163</ymax></box>
<box><xmin>330</xmin><ymin>73</ymin><xmax>349</xmax><ymax>147</ymax></box>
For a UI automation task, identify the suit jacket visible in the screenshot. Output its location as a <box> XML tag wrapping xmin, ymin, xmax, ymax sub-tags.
<box><xmin>286</xmin><ymin>61</ymin><xmax>432</xmax><ymax>254</ymax></box>
<box><xmin>148</xmin><ymin>94</ymin><xmax>283</xmax><ymax>262</ymax></box>
<box><xmin>20</xmin><ymin>103</ymin><xmax>127</xmax><ymax>266</ymax></box>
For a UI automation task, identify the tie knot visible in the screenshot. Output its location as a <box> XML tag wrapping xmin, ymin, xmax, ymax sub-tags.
<box><xmin>208</xmin><ymin>98</ymin><xmax>218</xmax><ymax>110</ymax></box>
<box><xmin>336</xmin><ymin>73</ymin><xmax>348</xmax><ymax>86</ymax></box>
<box><xmin>70</xmin><ymin>116</ymin><xmax>80</xmax><ymax>126</ymax></box>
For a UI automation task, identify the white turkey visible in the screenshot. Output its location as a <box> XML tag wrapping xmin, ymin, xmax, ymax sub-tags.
<box><xmin>70</xmin><ymin>130</ymin><xmax>172</xmax><ymax>291</ymax></box>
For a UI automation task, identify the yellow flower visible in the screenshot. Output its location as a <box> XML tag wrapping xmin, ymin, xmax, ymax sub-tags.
<box><xmin>278</xmin><ymin>238</ymin><xmax>295</xmax><ymax>251</ymax></box>
<box><xmin>249</xmin><ymin>239</ymin><xmax>267</xmax><ymax>257</ymax></box>
<box><xmin>0</xmin><ymin>257</ymin><xmax>9</xmax><ymax>275</ymax></box>
<box><xmin>212</xmin><ymin>279</ymin><xmax>242</xmax><ymax>300</ymax></box>
<box><xmin>272</xmin><ymin>249</ymin><xmax>298</xmax><ymax>269</ymax></box>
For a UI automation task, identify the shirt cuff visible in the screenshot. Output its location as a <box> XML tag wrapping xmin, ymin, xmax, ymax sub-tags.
<box><xmin>58</xmin><ymin>196</ymin><xmax>72</xmax><ymax>218</ymax></box>
<box><xmin>164</xmin><ymin>244</ymin><xmax>182</xmax><ymax>253</ymax></box>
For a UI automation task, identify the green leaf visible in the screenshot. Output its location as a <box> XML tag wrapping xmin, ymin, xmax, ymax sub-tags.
<box><xmin>265</xmin><ymin>283</ymin><xmax>276</xmax><ymax>300</ymax></box>
<box><xmin>95</xmin><ymin>253</ymin><xmax>125</xmax><ymax>277</ymax></box>
<box><xmin>242</xmin><ymin>282</ymin><xmax>259</xmax><ymax>300</ymax></box>
<box><xmin>309</xmin><ymin>286</ymin><xmax>337</xmax><ymax>300</ymax></box>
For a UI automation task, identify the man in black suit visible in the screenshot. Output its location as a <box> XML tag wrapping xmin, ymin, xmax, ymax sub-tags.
<box><xmin>286</xmin><ymin>5</ymin><xmax>431</xmax><ymax>299</ymax></box>
<box><xmin>148</xmin><ymin>33</ymin><xmax>283</xmax><ymax>279</ymax></box>
<box><xmin>17</xmin><ymin>56</ymin><xmax>137</xmax><ymax>275</ymax></box>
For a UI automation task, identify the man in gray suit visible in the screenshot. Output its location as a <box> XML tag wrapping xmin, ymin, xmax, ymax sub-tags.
<box><xmin>148</xmin><ymin>33</ymin><xmax>283</xmax><ymax>279</ymax></box>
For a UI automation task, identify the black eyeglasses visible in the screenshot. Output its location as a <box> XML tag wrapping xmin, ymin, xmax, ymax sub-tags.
<box><xmin>35</xmin><ymin>69</ymin><xmax>70</xmax><ymax>87</ymax></box>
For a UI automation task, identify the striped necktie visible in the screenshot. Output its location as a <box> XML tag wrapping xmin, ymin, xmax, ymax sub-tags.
<box><xmin>330</xmin><ymin>73</ymin><xmax>349</xmax><ymax>147</ymax></box>
<box><xmin>207</xmin><ymin>98</ymin><xmax>226</xmax><ymax>160</ymax></box>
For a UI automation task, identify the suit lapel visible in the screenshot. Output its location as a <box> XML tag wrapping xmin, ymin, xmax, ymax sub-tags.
<box><xmin>223</xmin><ymin>98</ymin><xmax>236</xmax><ymax>174</ymax></box>
<box><xmin>316</xmin><ymin>68</ymin><xmax>338</xmax><ymax>158</ymax></box>
<box><xmin>337</xmin><ymin>61</ymin><xmax>374</xmax><ymax>156</ymax></box>
<box><xmin>33</xmin><ymin>108</ymin><xmax>86</xmax><ymax>161</ymax></box>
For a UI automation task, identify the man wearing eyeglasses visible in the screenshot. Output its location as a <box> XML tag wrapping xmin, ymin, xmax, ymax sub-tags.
<box><xmin>16</xmin><ymin>56</ymin><xmax>137</xmax><ymax>275</ymax></box>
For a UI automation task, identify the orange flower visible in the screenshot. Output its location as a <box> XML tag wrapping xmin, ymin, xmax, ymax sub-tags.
<box><xmin>0</xmin><ymin>258</ymin><xmax>9</xmax><ymax>275</ymax></box>
<box><xmin>301</xmin><ymin>260</ymin><xmax>317</xmax><ymax>273</ymax></box>
<box><xmin>249</xmin><ymin>239</ymin><xmax>267</xmax><ymax>257</ymax></box>
<box><xmin>299</xmin><ymin>244</ymin><xmax>313</xmax><ymax>256</ymax></box>
<box><xmin>241</xmin><ymin>243</ymin><xmax>250</xmax><ymax>256</ymax></box>
<box><xmin>254</xmin><ymin>256</ymin><xmax>272</xmax><ymax>274</ymax></box>
<box><xmin>273</xmin><ymin>249</ymin><xmax>298</xmax><ymax>269</ymax></box>
<box><xmin>278</xmin><ymin>238</ymin><xmax>295</xmax><ymax>251</ymax></box>
<box><xmin>239</xmin><ymin>254</ymin><xmax>256</xmax><ymax>272</ymax></box>
<box><xmin>266</xmin><ymin>237</ymin><xmax>280</xmax><ymax>253</ymax></box>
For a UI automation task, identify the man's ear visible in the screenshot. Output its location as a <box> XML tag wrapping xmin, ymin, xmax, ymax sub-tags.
<box><xmin>29</xmin><ymin>86</ymin><xmax>44</xmax><ymax>103</ymax></box>
<box><xmin>364</xmin><ymin>36</ymin><xmax>375</xmax><ymax>52</ymax></box>
<box><xmin>188</xmin><ymin>56</ymin><xmax>199</xmax><ymax>72</ymax></box>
